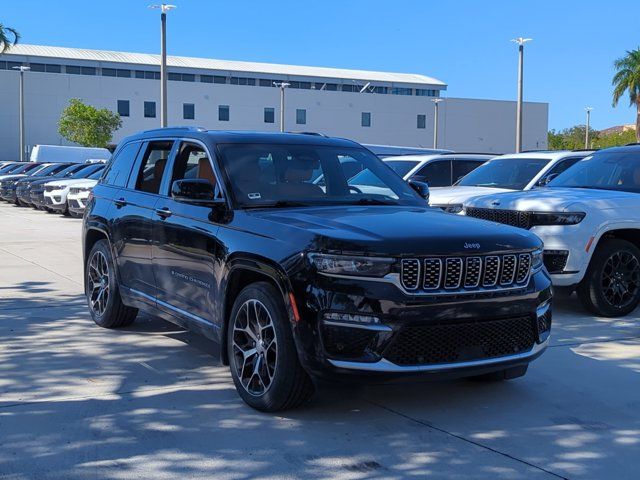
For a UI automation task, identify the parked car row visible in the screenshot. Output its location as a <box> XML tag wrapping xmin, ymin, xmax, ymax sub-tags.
<box><xmin>0</xmin><ymin>160</ymin><xmax>105</xmax><ymax>216</ymax></box>
<box><xmin>415</xmin><ymin>146</ymin><xmax>640</xmax><ymax>318</ymax></box>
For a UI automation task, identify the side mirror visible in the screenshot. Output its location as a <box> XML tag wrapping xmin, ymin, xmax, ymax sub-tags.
<box><xmin>539</xmin><ymin>173</ymin><xmax>559</xmax><ymax>186</ymax></box>
<box><xmin>171</xmin><ymin>179</ymin><xmax>223</xmax><ymax>207</ymax></box>
<box><xmin>408</xmin><ymin>179</ymin><xmax>430</xmax><ymax>202</ymax></box>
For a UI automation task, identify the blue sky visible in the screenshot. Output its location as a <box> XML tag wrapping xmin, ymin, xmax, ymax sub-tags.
<box><xmin>3</xmin><ymin>0</ymin><xmax>637</xmax><ymax>130</ymax></box>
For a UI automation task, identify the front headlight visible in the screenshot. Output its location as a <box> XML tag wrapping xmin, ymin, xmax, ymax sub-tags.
<box><xmin>308</xmin><ymin>253</ymin><xmax>394</xmax><ymax>277</ymax></box>
<box><xmin>531</xmin><ymin>248</ymin><xmax>544</xmax><ymax>272</ymax></box>
<box><xmin>531</xmin><ymin>212</ymin><xmax>585</xmax><ymax>226</ymax></box>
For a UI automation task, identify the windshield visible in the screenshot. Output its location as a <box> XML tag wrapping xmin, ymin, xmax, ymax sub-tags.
<box><xmin>56</xmin><ymin>164</ymin><xmax>85</xmax><ymax>177</ymax></box>
<box><xmin>548</xmin><ymin>151</ymin><xmax>640</xmax><ymax>193</ymax></box>
<box><xmin>218</xmin><ymin>144</ymin><xmax>425</xmax><ymax>208</ymax></box>
<box><xmin>0</xmin><ymin>163</ymin><xmax>20</xmax><ymax>174</ymax></box>
<box><xmin>457</xmin><ymin>157</ymin><xmax>550</xmax><ymax>190</ymax></box>
<box><xmin>88</xmin><ymin>168</ymin><xmax>104</xmax><ymax>180</ymax></box>
<box><xmin>34</xmin><ymin>163</ymin><xmax>69</xmax><ymax>177</ymax></box>
<box><xmin>27</xmin><ymin>164</ymin><xmax>52</xmax><ymax>176</ymax></box>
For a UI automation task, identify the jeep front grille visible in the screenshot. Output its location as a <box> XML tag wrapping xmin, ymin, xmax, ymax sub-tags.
<box><xmin>400</xmin><ymin>252</ymin><xmax>532</xmax><ymax>294</ymax></box>
<box><xmin>466</xmin><ymin>207</ymin><xmax>533</xmax><ymax>230</ymax></box>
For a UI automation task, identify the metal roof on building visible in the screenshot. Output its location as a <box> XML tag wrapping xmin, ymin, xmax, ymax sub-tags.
<box><xmin>5</xmin><ymin>44</ymin><xmax>446</xmax><ymax>87</ymax></box>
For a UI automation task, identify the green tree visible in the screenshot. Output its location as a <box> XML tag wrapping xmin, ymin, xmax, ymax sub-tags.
<box><xmin>547</xmin><ymin>125</ymin><xmax>599</xmax><ymax>150</ymax></box>
<box><xmin>58</xmin><ymin>99</ymin><xmax>122</xmax><ymax>148</ymax></box>
<box><xmin>593</xmin><ymin>128</ymin><xmax>637</xmax><ymax>148</ymax></box>
<box><xmin>0</xmin><ymin>23</ymin><xmax>20</xmax><ymax>53</ymax></box>
<box><xmin>612</xmin><ymin>48</ymin><xmax>640</xmax><ymax>142</ymax></box>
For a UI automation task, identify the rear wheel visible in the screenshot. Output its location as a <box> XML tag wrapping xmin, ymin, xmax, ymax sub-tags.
<box><xmin>227</xmin><ymin>282</ymin><xmax>314</xmax><ymax>411</ymax></box>
<box><xmin>86</xmin><ymin>239</ymin><xmax>137</xmax><ymax>328</ymax></box>
<box><xmin>577</xmin><ymin>239</ymin><xmax>640</xmax><ymax>317</ymax></box>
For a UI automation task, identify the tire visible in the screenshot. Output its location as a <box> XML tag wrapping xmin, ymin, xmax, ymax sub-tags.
<box><xmin>227</xmin><ymin>282</ymin><xmax>314</xmax><ymax>411</ymax></box>
<box><xmin>577</xmin><ymin>239</ymin><xmax>640</xmax><ymax>317</ymax></box>
<box><xmin>85</xmin><ymin>239</ymin><xmax>138</xmax><ymax>328</ymax></box>
<box><xmin>468</xmin><ymin>365</ymin><xmax>528</xmax><ymax>382</ymax></box>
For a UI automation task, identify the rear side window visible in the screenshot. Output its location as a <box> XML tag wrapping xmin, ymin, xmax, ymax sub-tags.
<box><xmin>134</xmin><ymin>141</ymin><xmax>174</xmax><ymax>194</ymax></box>
<box><xmin>452</xmin><ymin>160</ymin><xmax>485</xmax><ymax>183</ymax></box>
<box><xmin>413</xmin><ymin>160</ymin><xmax>452</xmax><ymax>187</ymax></box>
<box><xmin>102</xmin><ymin>142</ymin><xmax>141</xmax><ymax>187</ymax></box>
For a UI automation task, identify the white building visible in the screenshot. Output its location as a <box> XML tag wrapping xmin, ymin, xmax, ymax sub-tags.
<box><xmin>0</xmin><ymin>45</ymin><xmax>548</xmax><ymax>160</ymax></box>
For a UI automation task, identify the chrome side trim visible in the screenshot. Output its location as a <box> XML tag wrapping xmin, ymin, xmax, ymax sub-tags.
<box><xmin>128</xmin><ymin>288</ymin><xmax>219</xmax><ymax>330</ymax></box>
<box><xmin>323</xmin><ymin>320</ymin><xmax>392</xmax><ymax>332</ymax></box>
<box><xmin>328</xmin><ymin>338</ymin><xmax>549</xmax><ymax>373</ymax></box>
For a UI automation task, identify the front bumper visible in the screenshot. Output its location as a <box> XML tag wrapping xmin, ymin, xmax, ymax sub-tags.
<box><xmin>291</xmin><ymin>268</ymin><xmax>553</xmax><ymax>381</ymax></box>
<box><xmin>67</xmin><ymin>195</ymin><xmax>88</xmax><ymax>213</ymax></box>
<box><xmin>530</xmin><ymin>225</ymin><xmax>590</xmax><ymax>286</ymax></box>
<box><xmin>16</xmin><ymin>187</ymin><xmax>32</xmax><ymax>204</ymax></box>
<box><xmin>44</xmin><ymin>192</ymin><xmax>67</xmax><ymax>210</ymax></box>
<box><xmin>0</xmin><ymin>187</ymin><xmax>17</xmax><ymax>201</ymax></box>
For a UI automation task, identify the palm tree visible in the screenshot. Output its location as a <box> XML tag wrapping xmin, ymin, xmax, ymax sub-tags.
<box><xmin>612</xmin><ymin>48</ymin><xmax>640</xmax><ymax>142</ymax></box>
<box><xmin>0</xmin><ymin>23</ymin><xmax>20</xmax><ymax>53</ymax></box>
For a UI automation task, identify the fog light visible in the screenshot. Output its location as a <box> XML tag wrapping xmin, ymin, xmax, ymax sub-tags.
<box><xmin>323</xmin><ymin>312</ymin><xmax>380</xmax><ymax>324</ymax></box>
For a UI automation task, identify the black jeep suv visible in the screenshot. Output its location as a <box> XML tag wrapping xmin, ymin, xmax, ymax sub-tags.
<box><xmin>83</xmin><ymin>128</ymin><xmax>552</xmax><ymax>411</ymax></box>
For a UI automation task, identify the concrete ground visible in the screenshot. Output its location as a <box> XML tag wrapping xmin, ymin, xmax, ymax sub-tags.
<box><xmin>0</xmin><ymin>203</ymin><xmax>639</xmax><ymax>480</ymax></box>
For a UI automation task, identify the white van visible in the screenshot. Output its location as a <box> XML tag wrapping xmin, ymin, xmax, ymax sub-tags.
<box><xmin>30</xmin><ymin>145</ymin><xmax>111</xmax><ymax>164</ymax></box>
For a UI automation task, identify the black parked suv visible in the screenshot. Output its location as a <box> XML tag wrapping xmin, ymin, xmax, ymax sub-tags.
<box><xmin>83</xmin><ymin>128</ymin><xmax>552</xmax><ymax>411</ymax></box>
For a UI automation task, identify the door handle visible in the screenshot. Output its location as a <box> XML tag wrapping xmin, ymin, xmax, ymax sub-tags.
<box><xmin>155</xmin><ymin>207</ymin><xmax>173</xmax><ymax>219</ymax></box>
<box><xmin>114</xmin><ymin>197</ymin><xmax>127</xmax><ymax>207</ymax></box>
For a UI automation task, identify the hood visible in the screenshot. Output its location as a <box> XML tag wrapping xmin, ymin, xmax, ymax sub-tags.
<box><xmin>45</xmin><ymin>179</ymin><xmax>83</xmax><ymax>188</ymax></box>
<box><xmin>68</xmin><ymin>179</ymin><xmax>98</xmax><ymax>188</ymax></box>
<box><xmin>465</xmin><ymin>187</ymin><xmax>639</xmax><ymax>212</ymax></box>
<box><xmin>244</xmin><ymin>205</ymin><xmax>540</xmax><ymax>256</ymax></box>
<box><xmin>428</xmin><ymin>186</ymin><xmax>516</xmax><ymax>206</ymax></box>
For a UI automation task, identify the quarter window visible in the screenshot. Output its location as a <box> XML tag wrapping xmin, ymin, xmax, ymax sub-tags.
<box><xmin>134</xmin><ymin>141</ymin><xmax>174</xmax><ymax>194</ymax></box>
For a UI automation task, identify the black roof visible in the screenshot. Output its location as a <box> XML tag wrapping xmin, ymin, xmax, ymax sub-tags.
<box><xmin>596</xmin><ymin>144</ymin><xmax>640</xmax><ymax>154</ymax></box>
<box><xmin>125</xmin><ymin>127</ymin><xmax>361</xmax><ymax>148</ymax></box>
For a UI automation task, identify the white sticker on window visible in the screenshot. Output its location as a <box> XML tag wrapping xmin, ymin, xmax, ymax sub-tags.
<box><xmin>248</xmin><ymin>192</ymin><xmax>262</xmax><ymax>200</ymax></box>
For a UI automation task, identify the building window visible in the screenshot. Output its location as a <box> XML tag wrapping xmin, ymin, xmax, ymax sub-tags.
<box><xmin>341</xmin><ymin>84</ymin><xmax>355</xmax><ymax>92</ymax></box>
<box><xmin>417</xmin><ymin>114</ymin><xmax>426</xmax><ymax>129</ymax></box>
<box><xmin>201</xmin><ymin>75</ymin><xmax>213</xmax><ymax>83</ymax></box>
<box><xmin>361</xmin><ymin>112</ymin><xmax>371</xmax><ymax>127</ymax></box>
<box><xmin>81</xmin><ymin>67</ymin><xmax>96</xmax><ymax>75</ymax></box>
<box><xmin>264</xmin><ymin>107</ymin><xmax>275</xmax><ymax>124</ymax></box>
<box><xmin>29</xmin><ymin>63</ymin><xmax>46</xmax><ymax>72</ymax></box>
<box><xmin>65</xmin><ymin>65</ymin><xmax>81</xmax><ymax>75</ymax></box>
<box><xmin>0</xmin><ymin>61</ymin><xmax>6</xmax><ymax>70</ymax></box>
<box><xmin>219</xmin><ymin>105</ymin><xmax>230</xmax><ymax>122</ymax></box>
<box><xmin>102</xmin><ymin>68</ymin><xmax>117</xmax><ymax>77</ymax></box>
<box><xmin>183</xmin><ymin>103</ymin><xmax>195</xmax><ymax>120</ymax></box>
<box><xmin>118</xmin><ymin>100</ymin><xmax>130</xmax><ymax>117</ymax></box>
<box><xmin>230</xmin><ymin>76</ymin><xmax>256</xmax><ymax>86</ymax></box>
<box><xmin>7</xmin><ymin>61</ymin><xmax>22</xmax><ymax>70</ymax></box>
<box><xmin>144</xmin><ymin>101</ymin><xmax>156</xmax><ymax>118</ymax></box>
<box><xmin>213</xmin><ymin>76</ymin><xmax>227</xmax><ymax>84</ymax></box>
<box><xmin>391</xmin><ymin>87</ymin><xmax>413</xmax><ymax>96</ymax></box>
<box><xmin>135</xmin><ymin>70</ymin><xmax>160</xmax><ymax>80</ymax></box>
<box><xmin>259</xmin><ymin>79</ymin><xmax>274</xmax><ymax>87</ymax></box>
<box><xmin>46</xmin><ymin>64</ymin><xmax>62</xmax><ymax>73</ymax></box>
<box><xmin>117</xmin><ymin>69</ymin><xmax>131</xmax><ymax>78</ymax></box>
<box><xmin>296</xmin><ymin>109</ymin><xmax>307</xmax><ymax>125</ymax></box>
<box><xmin>416</xmin><ymin>89</ymin><xmax>438</xmax><ymax>97</ymax></box>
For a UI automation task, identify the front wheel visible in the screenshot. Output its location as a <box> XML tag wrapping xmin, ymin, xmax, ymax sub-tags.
<box><xmin>577</xmin><ymin>239</ymin><xmax>640</xmax><ymax>317</ymax></box>
<box><xmin>227</xmin><ymin>282</ymin><xmax>314</xmax><ymax>411</ymax></box>
<box><xmin>86</xmin><ymin>239</ymin><xmax>138</xmax><ymax>328</ymax></box>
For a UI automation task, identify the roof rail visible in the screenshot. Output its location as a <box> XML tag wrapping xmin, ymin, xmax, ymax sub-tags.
<box><xmin>287</xmin><ymin>131</ymin><xmax>329</xmax><ymax>137</ymax></box>
<box><xmin>141</xmin><ymin>126</ymin><xmax>208</xmax><ymax>134</ymax></box>
<box><xmin>571</xmin><ymin>148</ymin><xmax>597</xmax><ymax>152</ymax></box>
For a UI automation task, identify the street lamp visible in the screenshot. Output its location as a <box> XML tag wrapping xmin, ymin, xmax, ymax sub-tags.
<box><xmin>149</xmin><ymin>3</ymin><xmax>176</xmax><ymax>127</ymax></box>
<box><xmin>273</xmin><ymin>82</ymin><xmax>290</xmax><ymax>132</ymax></box>
<box><xmin>12</xmin><ymin>65</ymin><xmax>30</xmax><ymax>162</ymax></box>
<box><xmin>585</xmin><ymin>107</ymin><xmax>593</xmax><ymax>149</ymax></box>
<box><xmin>511</xmin><ymin>37</ymin><xmax>532</xmax><ymax>153</ymax></box>
<box><xmin>431</xmin><ymin>98</ymin><xmax>444</xmax><ymax>149</ymax></box>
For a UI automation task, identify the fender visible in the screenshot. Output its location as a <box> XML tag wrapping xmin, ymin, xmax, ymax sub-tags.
<box><xmin>580</xmin><ymin>219</ymin><xmax>640</xmax><ymax>277</ymax></box>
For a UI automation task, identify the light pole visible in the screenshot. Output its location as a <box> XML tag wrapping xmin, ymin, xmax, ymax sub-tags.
<box><xmin>431</xmin><ymin>98</ymin><xmax>444</xmax><ymax>149</ymax></box>
<box><xmin>274</xmin><ymin>82</ymin><xmax>290</xmax><ymax>132</ymax></box>
<box><xmin>150</xmin><ymin>4</ymin><xmax>176</xmax><ymax>127</ymax></box>
<box><xmin>13</xmin><ymin>66</ymin><xmax>30</xmax><ymax>162</ymax></box>
<box><xmin>585</xmin><ymin>107</ymin><xmax>593</xmax><ymax>149</ymax></box>
<box><xmin>511</xmin><ymin>37</ymin><xmax>532</xmax><ymax>153</ymax></box>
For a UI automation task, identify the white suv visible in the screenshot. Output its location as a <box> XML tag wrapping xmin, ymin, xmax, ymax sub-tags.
<box><xmin>43</xmin><ymin>164</ymin><xmax>104</xmax><ymax>214</ymax></box>
<box><xmin>428</xmin><ymin>151</ymin><xmax>593</xmax><ymax>213</ymax></box>
<box><xmin>464</xmin><ymin>145</ymin><xmax>640</xmax><ymax>317</ymax></box>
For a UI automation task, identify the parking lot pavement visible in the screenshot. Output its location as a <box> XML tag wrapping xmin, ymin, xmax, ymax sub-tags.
<box><xmin>0</xmin><ymin>203</ymin><xmax>639</xmax><ymax>480</ymax></box>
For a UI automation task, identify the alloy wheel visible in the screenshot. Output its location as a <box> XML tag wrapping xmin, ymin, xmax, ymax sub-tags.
<box><xmin>232</xmin><ymin>299</ymin><xmax>278</xmax><ymax>396</ymax></box>
<box><xmin>87</xmin><ymin>250</ymin><xmax>110</xmax><ymax>317</ymax></box>
<box><xmin>601</xmin><ymin>251</ymin><xmax>640</xmax><ymax>309</ymax></box>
